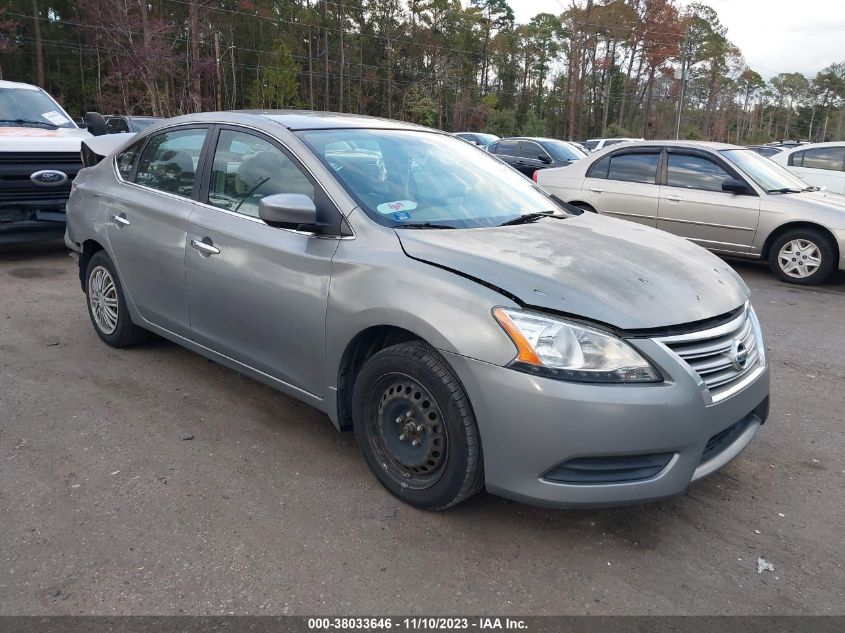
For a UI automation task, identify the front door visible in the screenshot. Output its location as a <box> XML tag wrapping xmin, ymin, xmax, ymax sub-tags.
<box><xmin>185</xmin><ymin>127</ymin><xmax>340</xmax><ymax>396</ymax></box>
<box><xmin>657</xmin><ymin>150</ymin><xmax>760</xmax><ymax>253</ymax></box>
<box><xmin>515</xmin><ymin>140</ymin><xmax>547</xmax><ymax>177</ymax></box>
<box><xmin>106</xmin><ymin>126</ymin><xmax>209</xmax><ymax>335</ymax></box>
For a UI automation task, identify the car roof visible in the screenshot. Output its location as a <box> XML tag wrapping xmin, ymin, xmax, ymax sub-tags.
<box><xmin>148</xmin><ymin>110</ymin><xmax>436</xmax><ymax>132</ymax></box>
<box><xmin>777</xmin><ymin>141</ymin><xmax>845</xmax><ymax>152</ymax></box>
<box><xmin>594</xmin><ymin>140</ymin><xmax>742</xmax><ymax>151</ymax></box>
<box><xmin>0</xmin><ymin>79</ymin><xmax>44</xmax><ymax>91</ymax></box>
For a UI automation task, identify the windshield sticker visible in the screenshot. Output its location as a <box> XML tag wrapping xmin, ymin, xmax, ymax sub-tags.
<box><xmin>392</xmin><ymin>211</ymin><xmax>411</xmax><ymax>221</ymax></box>
<box><xmin>41</xmin><ymin>110</ymin><xmax>68</xmax><ymax>125</ymax></box>
<box><xmin>377</xmin><ymin>200</ymin><xmax>417</xmax><ymax>215</ymax></box>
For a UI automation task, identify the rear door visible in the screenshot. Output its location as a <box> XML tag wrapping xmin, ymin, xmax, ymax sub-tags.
<box><xmin>581</xmin><ymin>147</ymin><xmax>662</xmax><ymax>227</ymax></box>
<box><xmin>494</xmin><ymin>139</ymin><xmax>519</xmax><ymax>169</ymax></box>
<box><xmin>657</xmin><ymin>149</ymin><xmax>760</xmax><ymax>253</ymax></box>
<box><xmin>106</xmin><ymin>125</ymin><xmax>209</xmax><ymax>335</ymax></box>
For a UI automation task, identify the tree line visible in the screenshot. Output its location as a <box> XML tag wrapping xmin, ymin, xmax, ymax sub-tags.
<box><xmin>1</xmin><ymin>0</ymin><xmax>843</xmax><ymax>143</ymax></box>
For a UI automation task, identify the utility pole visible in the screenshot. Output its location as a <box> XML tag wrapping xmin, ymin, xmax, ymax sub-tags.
<box><xmin>674</xmin><ymin>33</ymin><xmax>690</xmax><ymax>140</ymax></box>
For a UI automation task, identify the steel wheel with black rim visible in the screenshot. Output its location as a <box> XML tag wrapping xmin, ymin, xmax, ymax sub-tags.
<box><xmin>768</xmin><ymin>228</ymin><xmax>835</xmax><ymax>285</ymax></box>
<box><xmin>84</xmin><ymin>251</ymin><xmax>150</xmax><ymax>347</ymax></box>
<box><xmin>352</xmin><ymin>341</ymin><xmax>484</xmax><ymax>510</ymax></box>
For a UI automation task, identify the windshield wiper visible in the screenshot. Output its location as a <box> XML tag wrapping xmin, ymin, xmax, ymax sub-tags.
<box><xmin>804</xmin><ymin>185</ymin><xmax>820</xmax><ymax>192</ymax></box>
<box><xmin>0</xmin><ymin>118</ymin><xmax>59</xmax><ymax>129</ymax></box>
<box><xmin>766</xmin><ymin>187</ymin><xmax>803</xmax><ymax>194</ymax></box>
<box><xmin>497</xmin><ymin>210</ymin><xmax>557</xmax><ymax>226</ymax></box>
<box><xmin>394</xmin><ymin>223</ymin><xmax>457</xmax><ymax>229</ymax></box>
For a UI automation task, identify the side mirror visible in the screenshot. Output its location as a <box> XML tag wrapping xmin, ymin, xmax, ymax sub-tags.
<box><xmin>722</xmin><ymin>177</ymin><xmax>752</xmax><ymax>195</ymax></box>
<box><xmin>84</xmin><ymin>112</ymin><xmax>108</xmax><ymax>137</ymax></box>
<box><xmin>258</xmin><ymin>193</ymin><xmax>317</xmax><ymax>228</ymax></box>
<box><xmin>538</xmin><ymin>154</ymin><xmax>552</xmax><ymax>163</ymax></box>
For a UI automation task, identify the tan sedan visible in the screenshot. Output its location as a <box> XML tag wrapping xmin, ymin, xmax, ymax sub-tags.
<box><xmin>537</xmin><ymin>140</ymin><xmax>845</xmax><ymax>285</ymax></box>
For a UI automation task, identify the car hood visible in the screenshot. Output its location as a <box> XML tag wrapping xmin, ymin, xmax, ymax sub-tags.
<box><xmin>0</xmin><ymin>125</ymin><xmax>91</xmax><ymax>151</ymax></box>
<box><xmin>395</xmin><ymin>213</ymin><xmax>749</xmax><ymax>331</ymax></box>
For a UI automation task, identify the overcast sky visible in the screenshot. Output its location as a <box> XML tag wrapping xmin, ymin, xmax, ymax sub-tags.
<box><xmin>508</xmin><ymin>0</ymin><xmax>843</xmax><ymax>79</ymax></box>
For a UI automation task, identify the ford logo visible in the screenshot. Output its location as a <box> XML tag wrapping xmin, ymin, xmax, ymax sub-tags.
<box><xmin>30</xmin><ymin>169</ymin><xmax>68</xmax><ymax>187</ymax></box>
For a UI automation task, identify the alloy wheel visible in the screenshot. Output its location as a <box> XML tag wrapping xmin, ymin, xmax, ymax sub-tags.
<box><xmin>88</xmin><ymin>265</ymin><xmax>119</xmax><ymax>334</ymax></box>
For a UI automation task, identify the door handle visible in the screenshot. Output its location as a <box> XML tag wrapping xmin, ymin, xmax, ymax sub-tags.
<box><xmin>666</xmin><ymin>195</ymin><xmax>682</xmax><ymax>202</ymax></box>
<box><xmin>111</xmin><ymin>214</ymin><xmax>130</xmax><ymax>227</ymax></box>
<box><xmin>589</xmin><ymin>187</ymin><xmax>603</xmax><ymax>193</ymax></box>
<box><xmin>190</xmin><ymin>238</ymin><xmax>220</xmax><ymax>256</ymax></box>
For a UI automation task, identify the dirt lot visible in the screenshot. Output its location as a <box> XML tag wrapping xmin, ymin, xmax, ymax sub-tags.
<box><xmin>1</xmin><ymin>240</ymin><xmax>843</xmax><ymax>616</ymax></box>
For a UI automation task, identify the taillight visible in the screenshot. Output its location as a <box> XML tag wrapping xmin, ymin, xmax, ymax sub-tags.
<box><xmin>532</xmin><ymin>170</ymin><xmax>538</xmax><ymax>182</ymax></box>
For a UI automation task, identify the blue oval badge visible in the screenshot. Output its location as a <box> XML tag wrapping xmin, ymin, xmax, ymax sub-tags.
<box><xmin>30</xmin><ymin>169</ymin><xmax>68</xmax><ymax>187</ymax></box>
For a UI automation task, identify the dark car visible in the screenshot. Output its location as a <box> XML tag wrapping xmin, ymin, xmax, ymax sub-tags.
<box><xmin>747</xmin><ymin>145</ymin><xmax>784</xmax><ymax>158</ymax></box>
<box><xmin>485</xmin><ymin>137</ymin><xmax>587</xmax><ymax>178</ymax></box>
<box><xmin>105</xmin><ymin>115</ymin><xmax>162</xmax><ymax>134</ymax></box>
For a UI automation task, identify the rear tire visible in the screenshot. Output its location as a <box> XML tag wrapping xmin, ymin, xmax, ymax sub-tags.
<box><xmin>352</xmin><ymin>341</ymin><xmax>484</xmax><ymax>510</ymax></box>
<box><xmin>84</xmin><ymin>251</ymin><xmax>150</xmax><ymax>347</ymax></box>
<box><xmin>768</xmin><ymin>228</ymin><xmax>835</xmax><ymax>285</ymax></box>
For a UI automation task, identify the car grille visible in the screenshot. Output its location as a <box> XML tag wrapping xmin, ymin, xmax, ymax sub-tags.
<box><xmin>656</xmin><ymin>306</ymin><xmax>764</xmax><ymax>403</ymax></box>
<box><xmin>0</xmin><ymin>152</ymin><xmax>81</xmax><ymax>166</ymax></box>
<box><xmin>0</xmin><ymin>152</ymin><xmax>81</xmax><ymax>209</ymax></box>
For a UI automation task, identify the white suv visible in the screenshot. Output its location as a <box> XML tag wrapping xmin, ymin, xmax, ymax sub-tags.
<box><xmin>0</xmin><ymin>80</ymin><xmax>100</xmax><ymax>243</ymax></box>
<box><xmin>771</xmin><ymin>142</ymin><xmax>845</xmax><ymax>195</ymax></box>
<box><xmin>583</xmin><ymin>137</ymin><xmax>644</xmax><ymax>152</ymax></box>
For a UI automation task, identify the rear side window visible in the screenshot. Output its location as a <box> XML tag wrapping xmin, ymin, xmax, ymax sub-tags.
<box><xmin>607</xmin><ymin>153</ymin><xmax>659</xmax><ymax>184</ymax></box>
<box><xmin>799</xmin><ymin>147</ymin><xmax>845</xmax><ymax>171</ymax></box>
<box><xmin>667</xmin><ymin>153</ymin><xmax>732</xmax><ymax>191</ymax></box>
<box><xmin>115</xmin><ymin>139</ymin><xmax>144</xmax><ymax>180</ymax></box>
<box><xmin>587</xmin><ymin>155</ymin><xmax>610</xmax><ymax>179</ymax></box>
<box><xmin>135</xmin><ymin>128</ymin><xmax>208</xmax><ymax>197</ymax></box>
<box><xmin>497</xmin><ymin>140</ymin><xmax>518</xmax><ymax>156</ymax></box>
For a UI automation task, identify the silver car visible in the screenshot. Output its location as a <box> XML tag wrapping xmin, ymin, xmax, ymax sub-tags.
<box><xmin>537</xmin><ymin>140</ymin><xmax>845</xmax><ymax>285</ymax></box>
<box><xmin>65</xmin><ymin>112</ymin><xmax>770</xmax><ymax>510</ymax></box>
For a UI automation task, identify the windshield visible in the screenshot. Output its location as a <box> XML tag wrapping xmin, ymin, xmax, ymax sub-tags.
<box><xmin>544</xmin><ymin>140</ymin><xmax>587</xmax><ymax>161</ymax></box>
<box><xmin>299</xmin><ymin>129</ymin><xmax>562</xmax><ymax>228</ymax></box>
<box><xmin>721</xmin><ymin>148</ymin><xmax>809</xmax><ymax>192</ymax></box>
<box><xmin>474</xmin><ymin>133</ymin><xmax>498</xmax><ymax>146</ymax></box>
<box><xmin>0</xmin><ymin>87</ymin><xmax>76</xmax><ymax>128</ymax></box>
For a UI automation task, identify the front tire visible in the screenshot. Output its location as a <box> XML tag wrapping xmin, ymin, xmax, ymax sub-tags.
<box><xmin>352</xmin><ymin>341</ymin><xmax>484</xmax><ymax>510</ymax></box>
<box><xmin>85</xmin><ymin>251</ymin><xmax>149</xmax><ymax>347</ymax></box>
<box><xmin>768</xmin><ymin>228</ymin><xmax>835</xmax><ymax>285</ymax></box>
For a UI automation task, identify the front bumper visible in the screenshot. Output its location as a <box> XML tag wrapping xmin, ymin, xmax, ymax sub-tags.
<box><xmin>442</xmin><ymin>337</ymin><xmax>770</xmax><ymax>508</ymax></box>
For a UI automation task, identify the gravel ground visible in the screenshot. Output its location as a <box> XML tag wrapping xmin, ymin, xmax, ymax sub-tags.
<box><xmin>1</xmin><ymin>240</ymin><xmax>843</xmax><ymax>615</ymax></box>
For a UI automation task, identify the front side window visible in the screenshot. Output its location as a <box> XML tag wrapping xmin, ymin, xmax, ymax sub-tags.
<box><xmin>800</xmin><ymin>147</ymin><xmax>845</xmax><ymax>171</ymax></box>
<box><xmin>115</xmin><ymin>139</ymin><xmax>144</xmax><ymax>180</ymax></box>
<box><xmin>299</xmin><ymin>129</ymin><xmax>561</xmax><ymax>228</ymax></box>
<box><xmin>667</xmin><ymin>153</ymin><xmax>732</xmax><ymax>191</ymax></box>
<box><xmin>207</xmin><ymin>129</ymin><xmax>314</xmax><ymax>218</ymax></box>
<box><xmin>519</xmin><ymin>141</ymin><xmax>545</xmax><ymax>160</ymax></box>
<box><xmin>497</xmin><ymin>140</ymin><xmax>518</xmax><ymax>156</ymax></box>
<box><xmin>135</xmin><ymin>128</ymin><xmax>208</xmax><ymax>196</ymax></box>
<box><xmin>607</xmin><ymin>152</ymin><xmax>659</xmax><ymax>184</ymax></box>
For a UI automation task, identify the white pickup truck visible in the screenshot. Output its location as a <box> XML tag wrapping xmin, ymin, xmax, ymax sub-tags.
<box><xmin>0</xmin><ymin>79</ymin><xmax>111</xmax><ymax>244</ymax></box>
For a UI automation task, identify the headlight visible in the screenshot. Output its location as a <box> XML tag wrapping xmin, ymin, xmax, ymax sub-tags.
<box><xmin>493</xmin><ymin>308</ymin><xmax>661</xmax><ymax>383</ymax></box>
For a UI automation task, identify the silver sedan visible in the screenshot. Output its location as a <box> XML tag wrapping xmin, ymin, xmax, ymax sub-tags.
<box><xmin>65</xmin><ymin>112</ymin><xmax>769</xmax><ymax>510</ymax></box>
<box><xmin>537</xmin><ymin>140</ymin><xmax>845</xmax><ymax>285</ymax></box>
